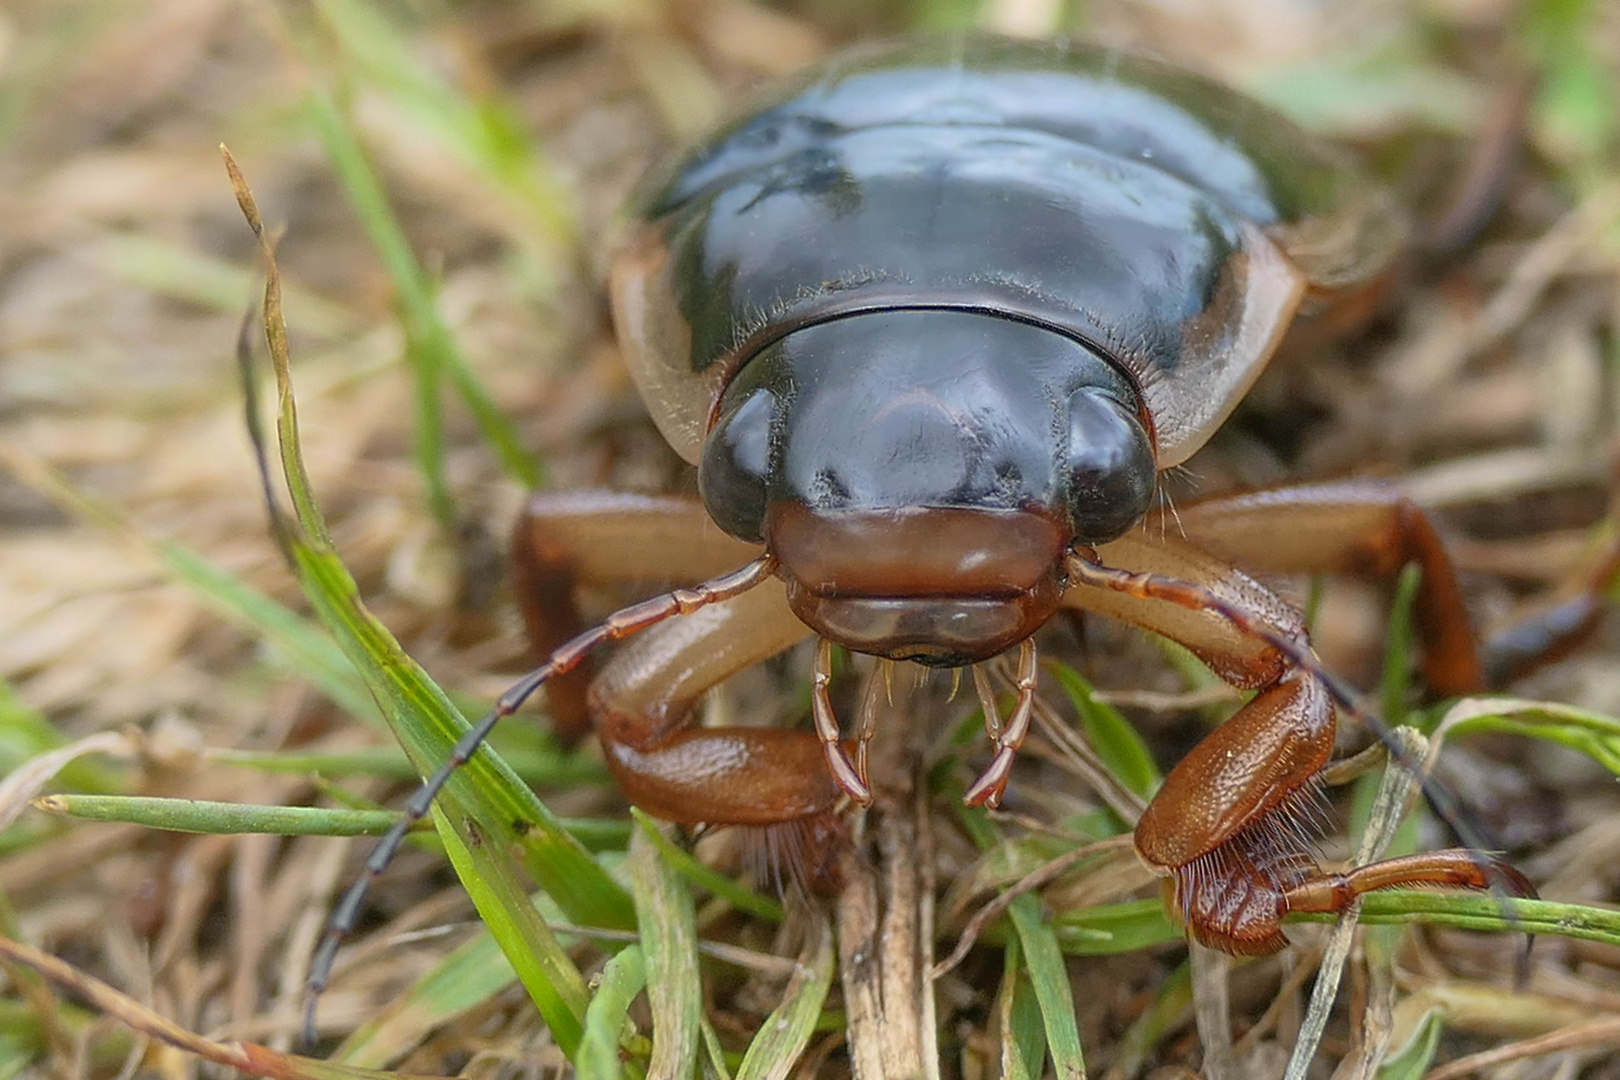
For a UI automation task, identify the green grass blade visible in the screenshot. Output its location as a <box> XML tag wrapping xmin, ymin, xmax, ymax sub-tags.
<box><xmin>631</xmin><ymin>809</ymin><xmax>783</xmax><ymax>922</ymax></box>
<box><xmin>1004</xmin><ymin>895</ymin><xmax>1085</xmax><ymax>1080</ymax></box>
<box><xmin>1437</xmin><ymin>697</ymin><xmax>1620</xmax><ymax>774</ymax></box>
<box><xmin>1045</xmin><ymin>659</ymin><xmax>1161</xmax><ymax>798</ymax></box>
<box><xmin>98</xmin><ymin>232</ymin><xmax>358</xmax><ymax>336</ymax></box>
<box><xmin>578</xmin><ymin>945</ymin><xmax>648</xmax><ymax>1080</ymax></box>
<box><xmin>227</xmin><ymin>154</ymin><xmax>636</xmax><ymax>1060</ymax></box>
<box><xmin>996</xmin><ymin>939</ymin><xmax>1044</xmax><ymax>1080</ymax></box>
<box><xmin>0</xmin><ymin>680</ymin><xmax>120</xmax><ymax>794</ymax></box>
<box><xmin>436</xmin><ymin>801</ymin><xmax>591</xmax><ymax>1057</ymax></box>
<box><xmin>1049</xmin><ymin>899</ymin><xmax>1182</xmax><ymax>955</ymax></box>
<box><xmin>287</xmin><ymin>543</ymin><xmax>635</xmax><ymax>925</ymax></box>
<box><xmin>629</xmin><ymin>824</ymin><xmax>700</xmax><ymax>1080</ymax></box>
<box><xmin>734</xmin><ymin>915</ymin><xmax>835</xmax><ymax>1080</ymax></box>
<box><xmin>1375</xmin><ymin>1004</ymin><xmax>1444</xmax><ymax>1080</ymax></box>
<box><xmin>301</xmin><ymin>85</ymin><xmax>541</xmax><ymax>513</ymax></box>
<box><xmin>33</xmin><ymin>795</ymin><xmax>400</xmax><ymax>837</ymax></box>
<box><xmin>311</xmin><ymin>0</ymin><xmax>578</xmax><ymax>260</ymax></box>
<box><xmin>953</xmin><ymin>802</ymin><xmax>1084</xmax><ymax>1079</ymax></box>
<box><xmin>1379</xmin><ymin>562</ymin><xmax>1423</xmax><ymax>730</ymax></box>
<box><xmin>334</xmin><ymin>928</ymin><xmax>514</xmax><ymax>1067</ymax></box>
<box><xmin>1310</xmin><ymin>891</ymin><xmax>1620</xmax><ymax>945</ymax></box>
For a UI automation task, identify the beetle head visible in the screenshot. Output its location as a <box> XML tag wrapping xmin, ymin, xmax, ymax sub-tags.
<box><xmin>700</xmin><ymin>309</ymin><xmax>1156</xmax><ymax>665</ymax></box>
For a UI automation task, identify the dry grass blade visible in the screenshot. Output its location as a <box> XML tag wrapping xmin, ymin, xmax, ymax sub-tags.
<box><xmin>1286</xmin><ymin>728</ymin><xmax>1429</xmax><ymax>1080</ymax></box>
<box><xmin>933</xmin><ymin>834</ymin><xmax>1136</xmax><ymax>979</ymax></box>
<box><xmin>0</xmin><ymin>935</ymin><xmax>424</xmax><ymax>1080</ymax></box>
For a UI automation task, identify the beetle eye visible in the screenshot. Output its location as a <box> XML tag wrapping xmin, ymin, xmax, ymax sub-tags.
<box><xmin>1067</xmin><ymin>390</ymin><xmax>1155</xmax><ymax>544</ymax></box>
<box><xmin>699</xmin><ymin>388</ymin><xmax>775</xmax><ymax>542</ymax></box>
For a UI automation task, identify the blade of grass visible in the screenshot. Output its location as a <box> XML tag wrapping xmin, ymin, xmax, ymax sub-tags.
<box><xmin>629</xmin><ymin>823</ymin><xmax>700</xmax><ymax>1080</ymax></box>
<box><xmin>698</xmin><ymin>1015</ymin><xmax>734</xmax><ymax>1080</ymax></box>
<box><xmin>1045</xmin><ymin>660</ymin><xmax>1161</xmax><ymax>799</ymax></box>
<box><xmin>0</xmin><ymin>679</ymin><xmax>121</xmax><ymax>795</ymax></box>
<box><xmin>996</xmin><ymin>939</ymin><xmax>1045</xmax><ymax>1080</ymax></box>
<box><xmin>1375</xmin><ymin>1004</ymin><xmax>1445</xmax><ymax>1080</ymax></box>
<box><xmin>285</xmin><ymin>541</ymin><xmax>634</xmax><ymax>922</ymax></box>
<box><xmin>630</xmin><ymin>809</ymin><xmax>783</xmax><ymax>922</ymax></box>
<box><xmin>230</xmin><ymin>147</ymin><xmax>632</xmax><ymax>919</ymax></box>
<box><xmin>33</xmin><ymin>795</ymin><xmax>402</xmax><ymax>837</ymax></box>
<box><xmin>1379</xmin><ymin>563</ymin><xmax>1423</xmax><ymax>731</ymax></box>
<box><xmin>227</xmin><ymin>150</ymin><xmax>634</xmax><ymax>1060</ymax></box>
<box><xmin>435</xmin><ymin>801</ymin><xmax>590</xmax><ymax>1057</ymax></box>
<box><xmin>954</xmin><ymin>801</ymin><xmax>1085</xmax><ymax>1079</ymax></box>
<box><xmin>1049</xmin><ymin>899</ymin><xmax>1182</xmax><ymax>954</ymax></box>
<box><xmin>334</xmin><ymin>927</ymin><xmax>513</xmax><ymax>1067</ymax></box>
<box><xmin>578</xmin><ymin>945</ymin><xmax>647</xmax><ymax>1080</ymax></box>
<box><xmin>334</xmin><ymin>888</ymin><xmax>592</xmax><ymax>1068</ymax></box>
<box><xmin>310</xmin><ymin>0</ymin><xmax>578</xmax><ymax>261</ymax></box>
<box><xmin>301</xmin><ymin>83</ymin><xmax>541</xmax><ymax>523</ymax></box>
<box><xmin>734</xmin><ymin>914</ymin><xmax>834</xmax><ymax>1080</ymax></box>
<box><xmin>1434</xmin><ymin>696</ymin><xmax>1620</xmax><ymax>774</ymax></box>
<box><xmin>98</xmin><ymin>232</ymin><xmax>358</xmax><ymax>337</ymax></box>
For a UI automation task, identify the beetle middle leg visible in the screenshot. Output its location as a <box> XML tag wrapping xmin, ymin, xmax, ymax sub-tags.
<box><xmin>1173</xmin><ymin>478</ymin><xmax>1617</xmax><ymax>689</ymax></box>
<box><xmin>1063</xmin><ymin>535</ymin><xmax>1533</xmax><ymax>953</ymax></box>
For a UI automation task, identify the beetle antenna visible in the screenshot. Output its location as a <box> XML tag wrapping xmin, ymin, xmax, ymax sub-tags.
<box><xmin>301</xmin><ymin>553</ymin><xmax>777</xmax><ymax>1047</ymax></box>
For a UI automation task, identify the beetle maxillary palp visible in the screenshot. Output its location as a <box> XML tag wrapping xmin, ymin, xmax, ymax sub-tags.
<box><xmin>963</xmin><ymin>639</ymin><xmax>1039</xmax><ymax>809</ymax></box>
<box><xmin>812</xmin><ymin>638</ymin><xmax>872</xmax><ymax>804</ymax></box>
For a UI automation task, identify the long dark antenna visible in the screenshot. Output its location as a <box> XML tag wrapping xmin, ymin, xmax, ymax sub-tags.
<box><xmin>301</xmin><ymin>554</ymin><xmax>776</xmax><ymax>1046</ymax></box>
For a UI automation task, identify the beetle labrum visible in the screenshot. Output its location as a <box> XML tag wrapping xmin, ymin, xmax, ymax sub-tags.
<box><xmin>311</xmin><ymin>36</ymin><xmax>1606</xmax><ymax>1019</ymax></box>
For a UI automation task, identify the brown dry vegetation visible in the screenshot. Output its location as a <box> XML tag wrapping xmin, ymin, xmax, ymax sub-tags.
<box><xmin>3</xmin><ymin>1</ymin><xmax>1620</xmax><ymax>1078</ymax></box>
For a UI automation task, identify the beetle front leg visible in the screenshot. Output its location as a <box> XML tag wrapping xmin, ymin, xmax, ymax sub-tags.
<box><xmin>586</xmin><ymin>575</ymin><xmax>857</xmax><ymax>889</ymax></box>
<box><xmin>1064</xmin><ymin>536</ymin><xmax>1532</xmax><ymax>954</ymax></box>
<box><xmin>512</xmin><ymin>491</ymin><xmax>764</xmax><ymax>740</ymax></box>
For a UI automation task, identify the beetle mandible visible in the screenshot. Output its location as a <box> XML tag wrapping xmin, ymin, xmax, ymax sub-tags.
<box><xmin>312</xmin><ymin>36</ymin><xmax>1609</xmax><ymax>1009</ymax></box>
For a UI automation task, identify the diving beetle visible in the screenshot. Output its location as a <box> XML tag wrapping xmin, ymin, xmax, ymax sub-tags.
<box><xmin>311</xmin><ymin>36</ymin><xmax>1600</xmax><ymax>1011</ymax></box>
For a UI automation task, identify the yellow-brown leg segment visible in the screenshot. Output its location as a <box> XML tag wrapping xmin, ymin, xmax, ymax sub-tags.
<box><xmin>512</xmin><ymin>491</ymin><xmax>764</xmax><ymax>741</ymax></box>
<box><xmin>1063</xmin><ymin>542</ymin><xmax>1531</xmax><ymax>954</ymax></box>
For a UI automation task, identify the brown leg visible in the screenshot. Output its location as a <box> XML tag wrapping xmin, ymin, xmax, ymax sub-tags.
<box><xmin>512</xmin><ymin>491</ymin><xmax>764</xmax><ymax>740</ymax></box>
<box><xmin>1174</xmin><ymin>478</ymin><xmax>1617</xmax><ymax>691</ymax></box>
<box><xmin>1171</xmin><ymin>479</ymin><xmax>1484</xmax><ymax>693</ymax></box>
<box><xmin>1065</xmin><ymin>539</ymin><xmax>1532</xmax><ymax>954</ymax></box>
<box><xmin>587</xmin><ymin>575</ymin><xmax>833</xmax><ymax>823</ymax></box>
